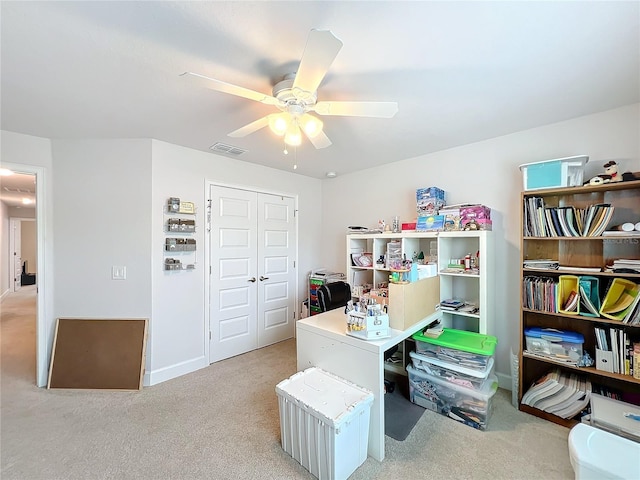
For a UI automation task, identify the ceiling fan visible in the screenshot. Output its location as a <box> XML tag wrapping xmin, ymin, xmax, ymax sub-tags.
<box><xmin>181</xmin><ymin>29</ymin><xmax>398</xmax><ymax>149</ymax></box>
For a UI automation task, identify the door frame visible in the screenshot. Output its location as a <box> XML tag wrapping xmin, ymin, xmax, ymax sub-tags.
<box><xmin>9</xmin><ymin>217</ymin><xmax>22</xmax><ymax>292</ymax></box>
<box><xmin>205</xmin><ymin>181</ymin><xmax>299</xmax><ymax>364</ymax></box>
<box><xmin>1</xmin><ymin>162</ymin><xmax>48</xmax><ymax>387</ymax></box>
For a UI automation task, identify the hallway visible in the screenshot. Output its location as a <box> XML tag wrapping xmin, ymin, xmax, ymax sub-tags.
<box><xmin>1</xmin><ymin>285</ymin><xmax>37</xmax><ymax>389</ymax></box>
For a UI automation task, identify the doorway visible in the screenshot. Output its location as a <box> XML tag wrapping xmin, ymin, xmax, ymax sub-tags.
<box><xmin>0</xmin><ymin>164</ymin><xmax>47</xmax><ymax>387</ymax></box>
<box><xmin>208</xmin><ymin>184</ymin><xmax>297</xmax><ymax>363</ymax></box>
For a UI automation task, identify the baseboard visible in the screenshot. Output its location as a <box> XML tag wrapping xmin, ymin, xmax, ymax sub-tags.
<box><xmin>496</xmin><ymin>371</ymin><xmax>512</xmax><ymax>391</ymax></box>
<box><xmin>0</xmin><ymin>289</ymin><xmax>10</xmax><ymax>301</ymax></box>
<box><xmin>144</xmin><ymin>355</ymin><xmax>208</xmax><ymax>386</ymax></box>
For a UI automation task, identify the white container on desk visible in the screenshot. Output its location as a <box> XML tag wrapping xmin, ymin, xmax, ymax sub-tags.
<box><xmin>276</xmin><ymin>367</ymin><xmax>374</xmax><ymax>480</ymax></box>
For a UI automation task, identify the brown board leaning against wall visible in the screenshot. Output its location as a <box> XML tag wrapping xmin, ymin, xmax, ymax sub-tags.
<box><xmin>48</xmin><ymin>318</ymin><xmax>148</xmax><ymax>390</ymax></box>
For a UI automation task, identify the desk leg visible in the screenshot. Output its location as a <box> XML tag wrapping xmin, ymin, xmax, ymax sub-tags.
<box><xmin>296</xmin><ymin>330</ymin><xmax>386</xmax><ymax>461</ymax></box>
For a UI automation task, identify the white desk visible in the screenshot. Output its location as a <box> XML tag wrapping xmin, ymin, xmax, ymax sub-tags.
<box><xmin>296</xmin><ymin>308</ymin><xmax>441</xmax><ymax>462</ymax></box>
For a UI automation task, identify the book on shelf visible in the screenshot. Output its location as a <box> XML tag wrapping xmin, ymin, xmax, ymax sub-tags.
<box><xmin>561</xmin><ymin>290</ymin><xmax>579</xmax><ymax>312</ymax></box>
<box><xmin>602</xmin><ymin>231</ymin><xmax>640</xmax><ymax>236</ymax></box>
<box><xmin>521</xmin><ymin>368</ymin><xmax>591</xmax><ymax>419</ymax></box>
<box><xmin>579</xmin><ymin>277</ymin><xmax>600</xmax><ymax>317</ymax></box>
<box><xmin>557</xmin><ymin>265</ymin><xmax>602</xmax><ymax>273</ymax></box>
<box><xmin>523</xmin><ymin>259</ymin><xmax>559</xmax><ymax>270</ymax></box>
<box><xmin>523</xmin><ymin>198</ymin><xmax>616</xmax><ymax>237</ymax></box>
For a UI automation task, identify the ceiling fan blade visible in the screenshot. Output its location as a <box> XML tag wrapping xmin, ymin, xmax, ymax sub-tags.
<box><xmin>306</xmin><ymin>130</ymin><xmax>332</xmax><ymax>149</ymax></box>
<box><xmin>292</xmin><ymin>30</ymin><xmax>343</xmax><ymax>95</ymax></box>
<box><xmin>313</xmin><ymin>101</ymin><xmax>398</xmax><ymax>118</ymax></box>
<box><xmin>180</xmin><ymin>72</ymin><xmax>280</xmax><ymax>106</ymax></box>
<box><xmin>228</xmin><ymin>116</ymin><xmax>270</xmax><ymax>138</ymax></box>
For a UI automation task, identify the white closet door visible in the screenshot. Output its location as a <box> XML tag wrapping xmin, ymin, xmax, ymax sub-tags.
<box><xmin>209</xmin><ymin>186</ymin><xmax>297</xmax><ymax>363</ymax></box>
<box><xmin>209</xmin><ymin>186</ymin><xmax>258</xmax><ymax>363</ymax></box>
<box><xmin>257</xmin><ymin>194</ymin><xmax>296</xmax><ymax>347</ymax></box>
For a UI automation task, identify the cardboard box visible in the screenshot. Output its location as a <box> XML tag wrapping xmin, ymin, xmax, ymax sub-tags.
<box><xmin>388</xmin><ymin>276</ymin><xmax>440</xmax><ymax>331</ymax></box>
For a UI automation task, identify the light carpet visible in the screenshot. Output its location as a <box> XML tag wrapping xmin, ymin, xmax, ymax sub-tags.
<box><xmin>1</xmin><ymin>287</ymin><xmax>574</xmax><ymax>479</ymax></box>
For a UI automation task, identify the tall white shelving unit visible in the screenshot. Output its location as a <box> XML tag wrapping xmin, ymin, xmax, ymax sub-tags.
<box><xmin>346</xmin><ymin>230</ymin><xmax>494</xmax><ymax>335</ymax></box>
<box><xmin>437</xmin><ymin>231</ymin><xmax>494</xmax><ymax>335</ymax></box>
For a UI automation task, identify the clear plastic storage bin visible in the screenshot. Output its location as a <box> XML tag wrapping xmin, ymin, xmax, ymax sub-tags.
<box><xmin>412</xmin><ymin>328</ymin><xmax>497</xmax><ymax>372</ymax></box>
<box><xmin>407</xmin><ymin>364</ymin><xmax>498</xmax><ymax>430</ymax></box>
<box><xmin>409</xmin><ymin>350</ymin><xmax>494</xmax><ymax>390</ymax></box>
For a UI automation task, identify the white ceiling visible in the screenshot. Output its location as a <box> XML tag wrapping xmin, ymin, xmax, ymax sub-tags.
<box><xmin>0</xmin><ymin>173</ymin><xmax>36</xmax><ymax>208</ymax></box>
<box><xmin>1</xmin><ymin>1</ymin><xmax>638</xmax><ymax>180</ymax></box>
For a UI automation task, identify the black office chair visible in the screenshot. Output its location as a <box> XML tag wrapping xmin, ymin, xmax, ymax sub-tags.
<box><xmin>317</xmin><ymin>281</ymin><xmax>352</xmax><ymax>313</ymax></box>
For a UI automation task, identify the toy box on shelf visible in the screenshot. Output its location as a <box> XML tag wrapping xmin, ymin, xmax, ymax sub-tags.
<box><xmin>438</xmin><ymin>203</ymin><xmax>492</xmax><ymax>231</ymax></box>
<box><xmin>417</xmin><ymin>187</ymin><xmax>445</xmax><ymax>216</ymax></box>
<box><xmin>460</xmin><ymin>205</ymin><xmax>492</xmax><ymax>231</ymax></box>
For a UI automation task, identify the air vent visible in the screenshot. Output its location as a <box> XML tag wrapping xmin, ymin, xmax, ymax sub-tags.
<box><xmin>209</xmin><ymin>142</ymin><xmax>246</xmax><ymax>156</ymax></box>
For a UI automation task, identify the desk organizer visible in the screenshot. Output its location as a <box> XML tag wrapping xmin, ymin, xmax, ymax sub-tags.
<box><xmin>346</xmin><ymin>311</ymin><xmax>390</xmax><ymax>340</ymax></box>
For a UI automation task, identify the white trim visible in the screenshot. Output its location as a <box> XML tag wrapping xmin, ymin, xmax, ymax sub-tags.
<box><xmin>144</xmin><ymin>355</ymin><xmax>208</xmax><ymax>386</ymax></box>
<box><xmin>0</xmin><ymin>289</ymin><xmax>10</xmax><ymax>300</ymax></box>
<box><xmin>1</xmin><ymin>162</ymin><xmax>49</xmax><ymax>387</ymax></box>
<box><xmin>496</xmin><ymin>371</ymin><xmax>512</xmax><ymax>391</ymax></box>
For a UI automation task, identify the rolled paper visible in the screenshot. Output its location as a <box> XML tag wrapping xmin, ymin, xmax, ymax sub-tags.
<box><xmin>636</xmin><ymin>222</ymin><xmax>640</xmax><ymax>231</ymax></box>
<box><xmin>613</xmin><ymin>222</ymin><xmax>635</xmax><ymax>231</ymax></box>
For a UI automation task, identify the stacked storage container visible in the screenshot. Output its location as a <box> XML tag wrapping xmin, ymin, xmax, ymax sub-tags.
<box><xmin>276</xmin><ymin>367</ymin><xmax>373</xmax><ymax>480</ymax></box>
<box><xmin>408</xmin><ymin>328</ymin><xmax>498</xmax><ymax>430</ymax></box>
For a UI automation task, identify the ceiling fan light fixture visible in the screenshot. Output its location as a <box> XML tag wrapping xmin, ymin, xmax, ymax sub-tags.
<box><xmin>268</xmin><ymin>113</ymin><xmax>289</xmax><ymax>136</ymax></box>
<box><xmin>300</xmin><ymin>113</ymin><xmax>323</xmax><ymax>139</ymax></box>
<box><xmin>284</xmin><ymin>121</ymin><xmax>302</xmax><ymax>146</ymax></box>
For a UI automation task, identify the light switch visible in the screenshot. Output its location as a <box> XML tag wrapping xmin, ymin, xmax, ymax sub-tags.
<box><xmin>112</xmin><ymin>266</ymin><xmax>126</xmax><ymax>280</ymax></box>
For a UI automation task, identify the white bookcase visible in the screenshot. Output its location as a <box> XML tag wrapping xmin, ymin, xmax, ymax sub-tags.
<box><xmin>346</xmin><ymin>230</ymin><xmax>494</xmax><ymax>335</ymax></box>
<box><xmin>436</xmin><ymin>231</ymin><xmax>494</xmax><ymax>335</ymax></box>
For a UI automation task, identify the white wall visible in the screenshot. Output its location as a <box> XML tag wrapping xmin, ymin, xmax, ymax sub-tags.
<box><xmin>21</xmin><ymin>220</ymin><xmax>37</xmax><ymax>274</ymax></box>
<box><xmin>320</xmin><ymin>103</ymin><xmax>640</xmax><ymax>388</ymax></box>
<box><xmin>1</xmin><ymin>132</ymin><xmax>322</xmax><ymax>388</ymax></box>
<box><xmin>148</xmin><ymin>140</ymin><xmax>323</xmax><ymax>384</ymax></box>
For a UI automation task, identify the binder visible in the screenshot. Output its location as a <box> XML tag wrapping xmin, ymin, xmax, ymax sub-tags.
<box><xmin>578</xmin><ymin>276</ymin><xmax>601</xmax><ymax>317</ymax></box>
<box><xmin>600</xmin><ymin>278</ymin><xmax>639</xmax><ymax>321</ymax></box>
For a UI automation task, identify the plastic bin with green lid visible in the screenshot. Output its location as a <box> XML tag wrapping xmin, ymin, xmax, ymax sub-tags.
<box><xmin>412</xmin><ymin>328</ymin><xmax>497</xmax><ymax>371</ymax></box>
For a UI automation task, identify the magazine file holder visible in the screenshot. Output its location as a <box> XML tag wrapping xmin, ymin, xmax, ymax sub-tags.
<box><xmin>578</xmin><ymin>276</ymin><xmax>600</xmax><ymax>318</ymax></box>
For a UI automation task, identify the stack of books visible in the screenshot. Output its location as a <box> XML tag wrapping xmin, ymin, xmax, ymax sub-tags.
<box><xmin>521</xmin><ymin>369</ymin><xmax>591</xmax><ymax>419</ymax></box>
<box><xmin>605</xmin><ymin>259</ymin><xmax>640</xmax><ymax>274</ymax></box>
<box><xmin>439</xmin><ymin>299</ymin><xmax>465</xmax><ymax>311</ymax></box>
<box><xmin>523</xmin><ymin>259</ymin><xmax>559</xmax><ymax>270</ymax></box>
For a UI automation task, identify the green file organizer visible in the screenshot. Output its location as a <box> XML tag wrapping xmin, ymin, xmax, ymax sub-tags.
<box><xmin>578</xmin><ymin>276</ymin><xmax>601</xmax><ymax>317</ymax></box>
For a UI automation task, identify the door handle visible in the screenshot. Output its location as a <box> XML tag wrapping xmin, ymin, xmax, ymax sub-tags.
<box><xmin>248</xmin><ymin>277</ymin><xmax>256</xmax><ymax>283</ymax></box>
<box><xmin>260</xmin><ymin>276</ymin><xmax>269</xmax><ymax>281</ymax></box>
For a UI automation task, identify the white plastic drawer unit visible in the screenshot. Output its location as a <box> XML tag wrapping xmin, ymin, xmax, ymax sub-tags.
<box><xmin>275</xmin><ymin>367</ymin><xmax>373</xmax><ymax>480</ymax></box>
